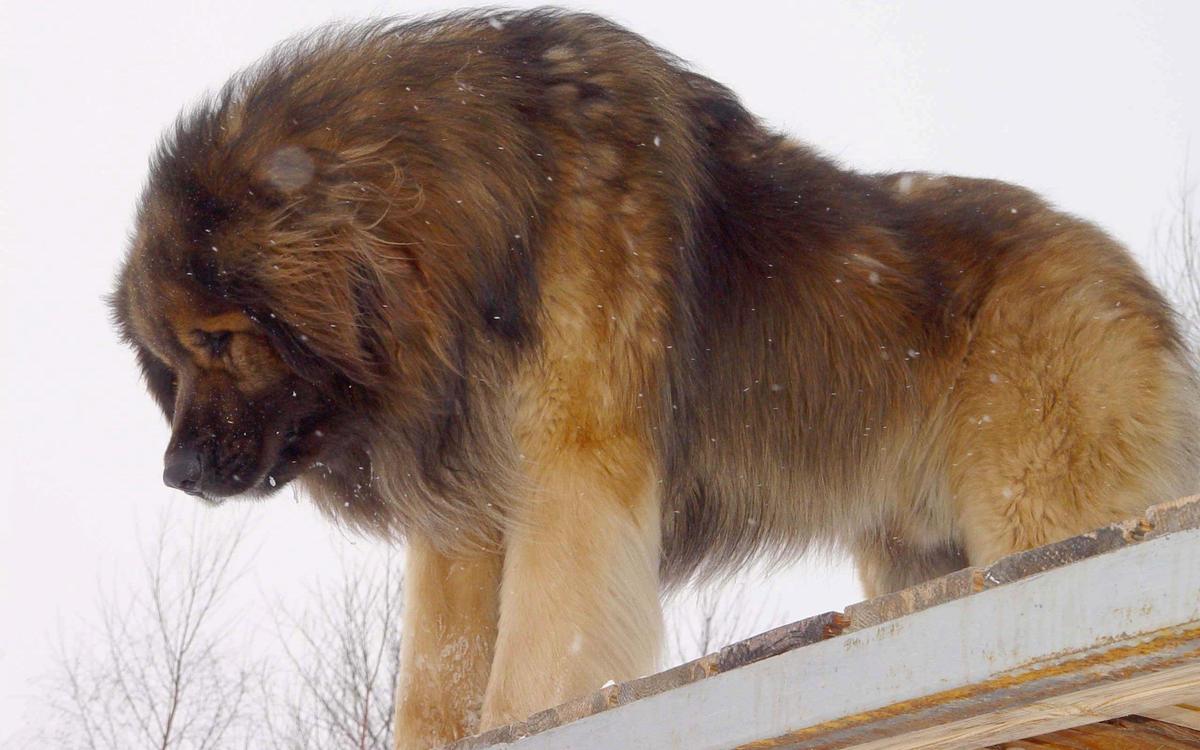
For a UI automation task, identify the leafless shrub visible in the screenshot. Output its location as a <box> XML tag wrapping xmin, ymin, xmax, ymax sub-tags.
<box><xmin>30</xmin><ymin>515</ymin><xmax>406</xmax><ymax>750</ymax></box>
<box><xmin>1156</xmin><ymin>164</ymin><xmax>1200</xmax><ymax>343</ymax></box>
<box><xmin>42</xmin><ymin>514</ymin><xmax>257</xmax><ymax>750</ymax></box>
<box><xmin>259</xmin><ymin>551</ymin><xmax>405</xmax><ymax>750</ymax></box>
<box><xmin>667</xmin><ymin>582</ymin><xmax>780</xmax><ymax>665</ymax></box>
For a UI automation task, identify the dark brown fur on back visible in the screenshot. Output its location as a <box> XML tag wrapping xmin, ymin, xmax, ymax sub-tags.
<box><xmin>113</xmin><ymin>9</ymin><xmax>1198</xmax><ymax>588</ymax></box>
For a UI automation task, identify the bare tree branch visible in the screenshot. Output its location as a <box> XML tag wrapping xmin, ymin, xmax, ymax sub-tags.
<box><xmin>1155</xmin><ymin>161</ymin><xmax>1200</xmax><ymax>344</ymax></box>
<box><xmin>261</xmin><ymin>550</ymin><xmax>404</xmax><ymax>750</ymax></box>
<box><xmin>666</xmin><ymin>580</ymin><xmax>781</xmax><ymax>666</ymax></box>
<box><xmin>43</xmin><ymin>512</ymin><xmax>257</xmax><ymax>749</ymax></box>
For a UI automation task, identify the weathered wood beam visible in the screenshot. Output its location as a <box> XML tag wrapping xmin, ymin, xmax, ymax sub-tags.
<box><xmin>451</xmin><ymin>497</ymin><xmax>1200</xmax><ymax>750</ymax></box>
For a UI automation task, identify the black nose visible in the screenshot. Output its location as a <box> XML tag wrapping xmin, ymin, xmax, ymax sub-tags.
<box><xmin>163</xmin><ymin>446</ymin><xmax>204</xmax><ymax>494</ymax></box>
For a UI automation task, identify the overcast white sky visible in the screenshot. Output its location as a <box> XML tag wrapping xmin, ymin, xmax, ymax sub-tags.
<box><xmin>2</xmin><ymin>0</ymin><xmax>1198</xmax><ymax>740</ymax></box>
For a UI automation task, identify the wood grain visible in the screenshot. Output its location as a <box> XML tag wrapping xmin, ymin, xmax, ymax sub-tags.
<box><xmin>990</xmin><ymin>716</ymin><xmax>1200</xmax><ymax>749</ymax></box>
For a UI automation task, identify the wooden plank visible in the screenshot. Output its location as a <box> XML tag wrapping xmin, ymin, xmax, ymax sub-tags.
<box><xmin>1138</xmin><ymin>701</ymin><xmax>1200</xmax><ymax>731</ymax></box>
<box><xmin>991</xmin><ymin>716</ymin><xmax>1200</xmax><ymax>749</ymax></box>
<box><xmin>473</xmin><ymin>527</ymin><xmax>1200</xmax><ymax>750</ymax></box>
<box><xmin>821</xmin><ymin>660</ymin><xmax>1200</xmax><ymax>750</ymax></box>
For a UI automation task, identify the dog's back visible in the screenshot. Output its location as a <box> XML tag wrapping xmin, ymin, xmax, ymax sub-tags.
<box><xmin>654</xmin><ymin>104</ymin><xmax>1200</xmax><ymax>589</ymax></box>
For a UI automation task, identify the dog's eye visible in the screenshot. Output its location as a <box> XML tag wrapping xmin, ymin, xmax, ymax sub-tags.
<box><xmin>193</xmin><ymin>330</ymin><xmax>232</xmax><ymax>358</ymax></box>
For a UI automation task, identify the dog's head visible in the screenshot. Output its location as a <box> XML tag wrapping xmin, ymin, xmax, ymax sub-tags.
<box><xmin>109</xmin><ymin>128</ymin><xmax>401</xmax><ymax>504</ymax></box>
<box><xmin>111</xmin><ymin>33</ymin><xmax>545</xmax><ymax>507</ymax></box>
<box><xmin>111</xmin><ymin>285</ymin><xmax>342</xmax><ymax>501</ymax></box>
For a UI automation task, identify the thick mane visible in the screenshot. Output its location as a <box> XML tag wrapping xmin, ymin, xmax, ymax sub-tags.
<box><xmin>126</xmin><ymin>9</ymin><xmax>727</xmax><ymax>548</ymax></box>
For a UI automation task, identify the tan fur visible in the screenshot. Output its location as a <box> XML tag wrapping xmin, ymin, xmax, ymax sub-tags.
<box><xmin>480</xmin><ymin>436</ymin><xmax>662</xmax><ymax>727</ymax></box>
<box><xmin>394</xmin><ymin>540</ymin><xmax>501</xmax><ymax>748</ymax></box>
<box><xmin>108</xmin><ymin>12</ymin><xmax>1200</xmax><ymax>748</ymax></box>
<box><xmin>945</xmin><ymin>225</ymin><xmax>1197</xmax><ymax>564</ymax></box>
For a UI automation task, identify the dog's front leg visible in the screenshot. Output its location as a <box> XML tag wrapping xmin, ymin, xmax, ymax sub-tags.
<box><xmin>393</xmin><ymin>537</ymin><xmax>502</xmax><ymax>750</ymax></box>
<box><xmin>479</xmin><ymin>439</ymin><xmax>663</xmax><ymax>729</ymax></box>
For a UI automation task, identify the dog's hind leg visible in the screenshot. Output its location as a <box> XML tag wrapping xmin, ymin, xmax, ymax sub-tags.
<box><xmin>946</xmin><ymin>231</ymin><xmax>1200</xmax><ymax>566</ymax></box>
<box><xmin>394</xmin><ymin>538</ymin><xmax>502</xmax><ymax>750</ymax></box>
<box><xmin>853</xmin><ymin>531</ymin><xmax>967</xmax><ymax>598</ymax></box>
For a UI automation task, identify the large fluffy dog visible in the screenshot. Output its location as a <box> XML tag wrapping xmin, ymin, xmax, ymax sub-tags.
<box><xmin>111</xmin><ymin>10</ymin><xmax>1200</xmax><ymax>748</ymax></box>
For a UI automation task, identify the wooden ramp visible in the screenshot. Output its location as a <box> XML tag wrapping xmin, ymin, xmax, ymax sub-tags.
<box><xmin>444</xmin><ymin>496</ymin><xmax>1200</xmax><ymax>749</ymax></box>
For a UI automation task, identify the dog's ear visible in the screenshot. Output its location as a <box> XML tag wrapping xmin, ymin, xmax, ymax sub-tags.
<box><xmin>236</xmin><ymin>142</ymin><xmax>423</xmax><ymax>391</ymax></box>
<box><xmin>231</xmin><ymin>135</ymin><xmax>538</xmax><ymax>392</ymax></box>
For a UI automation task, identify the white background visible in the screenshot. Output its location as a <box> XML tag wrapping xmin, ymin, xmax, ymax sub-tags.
<box><xmin>2</xmin><ymin>0</ymin><xmax>1198</xmax><ymax>740</ymax></box>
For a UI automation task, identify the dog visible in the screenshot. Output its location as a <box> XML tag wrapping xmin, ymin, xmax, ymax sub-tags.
<box><xmin>110</xmin><ymin>10</ymin><xmax>1200</xmax><ymax>748</ymax></box>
